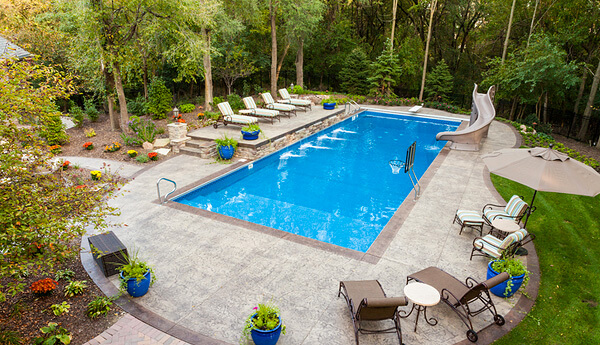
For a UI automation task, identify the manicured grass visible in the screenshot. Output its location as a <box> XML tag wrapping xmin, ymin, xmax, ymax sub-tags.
<box><xmin>491</xmin><ymin>174</ymin><xmax>600</xmax><ymax>344</ymax></box>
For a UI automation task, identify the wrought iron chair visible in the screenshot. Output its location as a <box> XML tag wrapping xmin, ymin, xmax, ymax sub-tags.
<box><xmin>471</xmin><ymin>228</ymin><xmax>535</xmax><ymax>260</ymax></box>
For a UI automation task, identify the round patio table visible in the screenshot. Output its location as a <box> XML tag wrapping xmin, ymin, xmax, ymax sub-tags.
<box><xmin>400</xmin><ymin>282</ymin><xmax>441</xmax><ymax>332</ymax></box>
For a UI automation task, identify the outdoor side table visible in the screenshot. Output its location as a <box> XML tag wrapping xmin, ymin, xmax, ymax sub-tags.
<box><xmin>88</xmin><ymin>231</ymin><xmax>128</xmax><ymax>277</ymax></box>
<box><xmin>491</xmin><ymin>218</ymin><xmax>521</xmax><ymax>238</ymax></box>
<box><xmin>400</xmin><ymin>282</ymin><xmax>441</xmax><ymax>332</ymax></box>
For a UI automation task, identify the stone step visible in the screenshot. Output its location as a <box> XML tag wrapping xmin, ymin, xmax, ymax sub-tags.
<box><xmin>180</xmin><ymin>146</ymin><xmax>206</xmax><ymax>158</ymax></box>
<box><xmin>187</xmin><ymin>139</ymin><xmax>213</xmax><ymax>149</ymax></box>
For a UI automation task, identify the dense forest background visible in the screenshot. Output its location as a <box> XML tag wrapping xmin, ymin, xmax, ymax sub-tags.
<box><xmin>1</xmin><ymin>0</ymin><xmax>599</xmax><ymax>143</ymax></box>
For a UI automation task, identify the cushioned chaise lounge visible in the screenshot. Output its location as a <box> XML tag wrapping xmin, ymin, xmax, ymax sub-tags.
<box><xmin>338</xmin><ymin>280</ymin><xmax>408</xmax><ymax>345</ymax></box>
<box><xmin>471</xmin><ymin>228</ymin><xmax>534</xmax><ymax>260</ymax></box>
<box><xmin>239</xmin><ymin>97</ymin><xmax>280</xmax><ymax>124</ymax></box>
<box><xmin>214</xmin><ymin>102</ymin><xmax>258</xmax><ymax>128</ymax></box>
<box><xmin>482</xmin><ymin>195</ymin><xmax>530</xmax><ymax>226</ymax></box>
<box><xmin>260</xmin><ymin>92</ymin><xmax>296</xmax><ymax>117</ymax></box>
<box><xmin>407</xmin><ymin>267</ymin><xmax>508</xmax><ymax>343</ymax></box>
<box><xmin>278</xmin><ymin>88</ymin><xmax>312</xmax><ymax>111</ymax></box>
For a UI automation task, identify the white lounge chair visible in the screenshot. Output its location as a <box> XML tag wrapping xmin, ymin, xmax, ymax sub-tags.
<box><xmin>215</xmin><ymin>102</ymin><xmax>258</xmax><ymax>128</ymax></box>
<box><xmin>239</xmin><ymin>97</ymin><xmax>280</xmax><ymax>124</ymax></box>
<box><xmin>260</xmin><ymin>92</ymin><xmax>296</xmax><ymax>117</ymax></box>
<box><xmin>278</xmin><ymin>88</ymin><xmax>312</xmax><ymax>111</ymax></box>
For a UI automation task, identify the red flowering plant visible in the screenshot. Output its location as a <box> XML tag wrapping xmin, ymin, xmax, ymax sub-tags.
<box><xmin>83</xmin><ymin>142</ymin><xmax>94</xmax><ymax>150</ymax></box>
<box><xmin>172</xmin><ymin>114</ymin><xmax>185</xmax><ymax>123</ymax></box>
<box><xmin>31</xmin><ymin>278</ymin><xmax>58</xmax><ymax>295</ymax></box>
<box><xmin>148</xmin><ymin>152</ymin><xmax>158</xmax><ymax>161</ymax></box>
<box><xmin>62</xmin><ymin>160</ymin><xmax>70</xmax><ymax>170</ymax></box>
<box><xmin>48</xmin><ymin>144</ymin><xmax>62</xmax><ymax>154</ymax></box>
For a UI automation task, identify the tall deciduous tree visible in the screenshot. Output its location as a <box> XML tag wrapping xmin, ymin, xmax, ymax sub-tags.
<box><xmin>0</xmin><ymin>59</ymin><xmax>120</xmax><ymax>300</ymax></box>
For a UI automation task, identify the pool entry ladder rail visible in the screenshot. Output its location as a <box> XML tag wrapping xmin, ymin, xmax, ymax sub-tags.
<box><xmin>389</xmin><ymin>141</ymin><xmax>421</xmax><ymax>200</ymax></box>
<box><xmin>156</xmin><ymin>177</ymin><xmax>177</xmax><ymax>205</ymax></box>
<box><xmin>344</xmin><ymin>100</ymin><xmax>361</xmax><ymax>115</ymax></box>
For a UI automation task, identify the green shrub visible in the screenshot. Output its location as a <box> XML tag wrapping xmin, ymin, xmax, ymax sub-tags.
<box><xmin>54</xmin><ymin>269</ymin><xmax>75</xmax><ymax>282</ymax></box>
<box><xmin>292</xmin><ymin>85</ymin><xmax>305</xmax><ymax>94</ymax></box>
<box><xmin>0</xmin><ymin>329</ymin><xmax>22</xmax><ymax>345</ymax></box>
<box><xmin>50</xmin><ymin>302</ymin><xmax>70</xmax><ymax>316</ymax></box>
<box><xmin>340</xmin><ymin>48</ymin><xmax>370</xmax><ymax>95</ymax></box>
<box><xmin>86</xmin><ymin>296</ymin><xmax>113</xmax><ymax>319</ymax></box>
<box><xmin>69</xmin><ymin>101</ymin><xmax>84</xmax><ymax>127</ymax></box>
<box><xmin>33</xmin><ymin>322</ymin><xmax>71</xmax><ymax>345</ymax></box>
<box><xmin>127</xmin><ymin>116</ymin><xmax>158</xmax><ymax>143</ymax></box>
<box><xmin>120</xmin><ymin>133</ymin><xmax>142</xmax><ymax>146</ymax></box>
<box><xmin>227</xmin><ymin>94</ymin><xmax>244</xmax><ymax>111</ymax></box>
<box><xmin>425</xmin><ymin>59</ymin><xmax>454</xmax><ymax>102</ymax></box>
<box><xmin>136</xmin><ymin>154</ymin><xmax>150</xmax><ymax>163</ymax></box>
<box><xmin>64</xmin><ymin>280</ymin><xmax>87</xmax><ymax>297</ymax></box>
<box><xmin>128</xmin><ymin>96</ymin><xmax>148</xmax><ymax>117</ymax></box>
<box><xmin>41</xmin><ymin>114</ymin><xmax>69</xmax><ymax>145</ymax></box>
<box><xmin>84</xmin><ymin>98</ymin><xmax>99</xmax><ymax>122</ymax></box>
<box><xmin>523</xmin><ymin>114</ymin><xmax>539</xmax><ymax>126</ymax></box>
<box><xmin>211</xmin><ymin>96</ymin><xmax>224</xmax><ymax>108</ymax></box>
<box><xmin>147</xmin><ymin>78</ymin><xmax>172</xmax><ymax>119</ymax></box>
<box><xmin>178</xmin><ymin>103</ymin><xmax>195</xmax><ymax>113</ymax></box>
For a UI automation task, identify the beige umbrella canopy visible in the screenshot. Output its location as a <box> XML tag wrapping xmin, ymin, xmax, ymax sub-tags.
<box><xmin>482</xmin><ymin>146</ymin><xmax>600</xmax><ymax>226</ymax></box>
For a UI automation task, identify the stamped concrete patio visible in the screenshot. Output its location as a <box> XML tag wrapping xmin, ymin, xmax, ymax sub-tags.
<box><xmin>82</xmin><ymin>106</ymin><xmax>536</xmax><ymax>345</ymax></box>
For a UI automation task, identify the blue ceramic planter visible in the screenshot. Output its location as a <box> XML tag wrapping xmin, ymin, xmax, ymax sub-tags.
<box><xmin>250</xmin><ymin>315</ymin><xmax>282</xmax><ymax>345</ymax></box>
<box><xmin>218</xmin><ymin>145</ymin><xmax>235</xmax><ymax>160</ymax></box>
<box><xmin>323</xmin><ymin>102</ymin><xmax>336</xmax><ymax>110</ymax></box>
<box><xmin>242</xmin><ymin>130</ymin><xmax>260</xmax><ymax>140</ymax></box>
<box><xmin>487</xmin><ymin>261</ymin><xmax>525</xmax><ymax>298</ymax></box>
<box><xmin>120</xmin><ymin>269</ymin><xmax>151</xmax><ymax>297</ymax></box>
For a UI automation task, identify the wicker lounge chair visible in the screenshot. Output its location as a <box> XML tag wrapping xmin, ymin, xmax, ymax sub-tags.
<box><xmin>471</xmin><ymin>228</ymin><xmax>534</xmax><ymax>260</ymax></box>
<box><xmin>214</xmin><ymin>102</ymin><xmax>258</xmax><ymax>128</ymax></box>
<box><xmin>338</xmin><ymin>280</ymin><xmax>408</xmax><ymax>345</ymax></box>
<box><xmin>407</xmin><ymin>267</ymin><xmax>508</xmax><ymax>342</ymax></box>
<box><xmin>260</xmin><ymin>92</ymin><xmax>296</xmax><ymax>117</ymax></box>
<box><xmin>482</xmin><ymin>195</ymin><xmax>530</xmax><ymax>226</ymax></box>
<box><xmin>278</xmin><ymin>88</ymin><xmax>312</xmax><ymax>111</ymax></box>
<box><xmin>239</xmin><ymin>97</ymin><xmax>280</xmax><ymax>124</ymax></box>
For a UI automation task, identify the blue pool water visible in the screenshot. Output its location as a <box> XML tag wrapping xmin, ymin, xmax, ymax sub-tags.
<box><xmin>174</xmin><ymin>111</ymin><xmax>459</xmax><ymax>252</ymax></box>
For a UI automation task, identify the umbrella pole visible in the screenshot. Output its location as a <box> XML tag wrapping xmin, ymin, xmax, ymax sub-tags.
<box><xmin>523</xmin><ymin>190</ymin><xmax>538</xmax><ymax>228</ymax></box>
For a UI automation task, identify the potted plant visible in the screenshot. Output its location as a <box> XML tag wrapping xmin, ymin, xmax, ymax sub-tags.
<box><xmin>215</xmin><ymin>135</ymin><xmax>238</xmax><ymax>160</ymax></box>
<box><xmin>118</xmin><ymin>251</ymin><xmax>155</xmax><ymax>297</ymax></box>
<box><xmin>241</xmin><ymin>123</ymin><xmax>261</xmax><ymax>140</ymax></box>
<box><xmin>486</xmin><ymin>254</ymin><xmax>529</xmax><ymax>298</ymax></box>
<box><xmin>242</xmin><ymin>302</ymin><xmax>286</xmax><ymax>345</ymax></box>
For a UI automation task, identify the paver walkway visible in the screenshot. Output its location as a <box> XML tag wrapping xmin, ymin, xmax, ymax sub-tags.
<box><xmin>86</xmin><ymin>314</ymin><xmax>189</xmax><ymax>345</ymax></box>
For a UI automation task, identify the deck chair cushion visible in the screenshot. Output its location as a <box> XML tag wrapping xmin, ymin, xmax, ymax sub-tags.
<box><xmin>456</xmin><ymin>210</ymin><xmax>485</xmax><ymax>226</ymax></box>
<box><xmin>473</xmin><ymin>228</ymin><xmax>528</xmax><ymax>258</ymax></box>
<box><xmin>217</xmin><ymin>101</ymin><xmax>235</xmax><ymax>116</ymax></box>
<box><xmin>241</xmin><ymin>97</ymin><xmax>279</xmax><ymax>117</ymax></box>
<box><xmin>484</xmin><ymin>195</ymin><xmax>528</xmax><ymax>222</ymax></box>
<box><xmin>224</xmin><ymin>114</ymin><xmax>257</xmax><ymax>125</ymax></box>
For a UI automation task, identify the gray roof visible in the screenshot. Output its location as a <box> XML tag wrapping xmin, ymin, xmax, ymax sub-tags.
<box><xmin>0</xmin><ymin>35</ymin><xmax>32</xmax><ymax>60</ymax></box>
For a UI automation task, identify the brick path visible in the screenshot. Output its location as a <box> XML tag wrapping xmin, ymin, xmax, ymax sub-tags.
<box><xmin>84</xmin><ymin>314</ymin><xmax>189</xmax><ymax>345</ymax></box>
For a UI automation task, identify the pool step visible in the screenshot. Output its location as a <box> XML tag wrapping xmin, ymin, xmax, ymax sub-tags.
<box><xmin>180</xmin><ymin>140</ymin><xmax>216</xmax><ymax>159</ymax></box>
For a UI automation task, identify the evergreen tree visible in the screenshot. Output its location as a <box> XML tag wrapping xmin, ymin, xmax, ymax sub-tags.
<box><xmin>339</xmin><ymin>48</ymin><xmax>370</xmax><ymax>95</ymax></box>
<box><xmin>425</xmin><ymin>59</ymin><xmax>453</xmax><ymax>101</ymax></box>
<box><xmin>367</xmin><ymin>41</ymin><xmax>402</xmax><ymax>97</ymax></box>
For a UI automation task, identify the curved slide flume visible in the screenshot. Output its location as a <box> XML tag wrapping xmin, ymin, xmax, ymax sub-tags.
<box><xmin>436</xmin><ymin>84</ymin><xmax>496</xmax><ymax>151</ymax></box>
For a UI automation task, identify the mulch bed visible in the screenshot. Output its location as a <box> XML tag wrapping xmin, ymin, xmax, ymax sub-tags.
<box><xmin>0</xmin><ymin>254</ymin><xmax>125</xmax><ymax>344</ymax></box>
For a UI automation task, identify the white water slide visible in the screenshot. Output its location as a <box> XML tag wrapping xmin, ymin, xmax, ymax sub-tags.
<box><xmin>436</xmin><ymin>84</ymin><xmax>496</xmax><ymax>151</ymax></box>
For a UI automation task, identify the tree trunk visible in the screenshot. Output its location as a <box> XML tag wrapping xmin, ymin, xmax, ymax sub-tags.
<box><xmin>509</xmin><ymin>96</ymin><xmax>517</xmax><ymax>121</ymax></box>
<box><xmin>270</xmin><ymin>0</ymin><xmax>278</xmax><ymax>96</ymax></box>
<box><xmin>202</xmin><ymin>27</ymin><xmax>213</xmax><ymax>111</ymax></box>
<box><xmin>295</xmin><ymin>39</ymin><xmax>304</xmax><ymax>88</ymax></box>
<box><xmin>276</xmin><ymin>42</ymin><xmax>290</xmax><ymax>83</ymax></box>
<box><xmin>571</xmin><ymin>67</ymin><xmax>588</xmax><ymax>135</ymax></box>
<box><xmin>578</xmin><ymin>59</ymin><xmax>600</xmax><ymax>141</ymax></box>
<box><xmin>390</xmin><ymin>0</ymin><xmax>398</xmax><ymax>50</ymax></box>
<box><xmin>142</xmin><ymin>58</ymin><xmax>149</xmax><ymax>99</ymax></box>
<box><xmin>112</xmin><ymin>61</ymin><xmax>128</xmax><ymax>131</ymax></box>
<box><xmin>419</xmin><ymin>0</ymin><xmax>437</xmax><ymax>102</ymax></box>
<box><xmin>542</xmin><ymin>91</ymin><xmax>548</xmax><ymax>124</ymax></box>
<box><xmin>501</xmin><ymin>0</ymin><xmax>517</xmax><ymax>63</ymax></box>
<box><xmin>527</xmin><ymin>0</ymin><xmax>540</xmax><ymax>48</ymax></box>
<box><xmin>101</xmin><ymin>61</ymin><xmax>119</xmax><ymax>131</ymax></box>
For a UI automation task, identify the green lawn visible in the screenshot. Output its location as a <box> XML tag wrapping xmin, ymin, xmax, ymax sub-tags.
<box><xmin>491</xmin><ymin>174</ymin><xmax>600</xmax><ymax>344</ymax></box>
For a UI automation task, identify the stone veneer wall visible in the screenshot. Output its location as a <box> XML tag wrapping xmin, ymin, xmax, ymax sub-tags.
<box><xmin>234</xmin><ymin>111</ymin><xmax>348</xmax><ymax>160</ymax></box>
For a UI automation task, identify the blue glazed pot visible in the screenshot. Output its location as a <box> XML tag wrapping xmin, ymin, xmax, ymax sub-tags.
<box><xmin>120</xmin><ymin>269</ymin><xmax>151</xmax><ymax>297</ymax></box>
<box><xmin>242</xmin><ymin>130</ymin><xmax>260</xmax><ymax>140</ymax></box>
<box><xmin>218</xmin><ymin>145</ymin><xmax>235</xmax><ymax>160</ymax></box>
<box><xmin>250</xmin><ymin>315</ymin><xmax>282</xmax><ymax>345</ymax></box>
<box><xmin>487</xmin><ymin>261</ymin><xmax>525</xmax><ymax>298</ymax></box>
<box><xmin>323</xmin><ymin>102</ymin><xmax>336</xmax><ymax>110</ymax></box>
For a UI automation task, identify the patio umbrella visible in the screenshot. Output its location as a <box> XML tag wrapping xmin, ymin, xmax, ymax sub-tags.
<box><xmin>482</xmin><ymin>146</ymin><xmax>600</xmax><ymax>227</ymax></box>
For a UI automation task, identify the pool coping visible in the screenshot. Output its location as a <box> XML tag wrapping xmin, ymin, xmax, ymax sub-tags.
<box><xmin>81</xmin><ymin>119</ymin><xmax>539</xmax><ymax>345</ymax></box>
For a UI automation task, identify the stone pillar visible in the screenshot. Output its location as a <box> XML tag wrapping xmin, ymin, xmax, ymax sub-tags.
<box><xmin>167</xmin><ymin>123</ymin><xmax>190</xmax><ymax>153</ymax></box>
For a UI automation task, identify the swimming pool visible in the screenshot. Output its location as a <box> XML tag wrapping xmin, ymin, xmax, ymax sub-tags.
<box><xmin>174</xmin><ymin>110</ymin><xmax>459</xmax><ymax>252</ymax></box>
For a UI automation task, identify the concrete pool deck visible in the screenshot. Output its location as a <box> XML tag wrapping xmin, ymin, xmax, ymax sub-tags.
<box><xmin>81</xmin><ymin>106</ymin><xmax>538</xmax><ymax>345</ymax></box>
